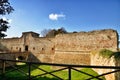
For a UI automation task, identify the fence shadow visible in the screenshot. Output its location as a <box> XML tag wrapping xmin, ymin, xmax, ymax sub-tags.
<box><xmin>0</xmin><ymin>76</ymin><xmax>58</xmax><ymax>80</ymax></box>
<box><xmin>1</xmin><ymin>59</ymin><xmax>120</xmax><ymax>80</ymax></box>
<box><xmin>0</xmin><ymin>63</ymin><xmax>58</xmax><ymax>80</ymax></box>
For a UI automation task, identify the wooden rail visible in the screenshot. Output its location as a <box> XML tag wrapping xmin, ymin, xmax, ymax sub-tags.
<box><xmin>0</xmin><ymin>59</ymin><xmax>120</xmax><ymax>80</ymax></box>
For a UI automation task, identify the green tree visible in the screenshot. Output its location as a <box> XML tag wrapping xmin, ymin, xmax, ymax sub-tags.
<box><xmin>0</xmin><ymin>0</ymin><xmax>14</xmax><ymax>38</ymax></box>
<box><xmin>45</xmin><ymin>27</ymin><xmax>67</xmax><ymax>37</ymax></box>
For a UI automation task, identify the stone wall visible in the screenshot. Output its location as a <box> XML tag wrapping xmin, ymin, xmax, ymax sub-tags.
<box><xmin>55</xmin><ymin>29</ymin><xmax>118</xmax><ymax>51</ymax></box>
<box><xmin>91</xmin><ymin>51</ymin><xmax>116</xmax><ymax>80</ymax></box>
<box><xmin>91</xmin><ymin>51</ymin><xmax>120</xmax><ymax>80</ymax></box>
<box><xmin>0</xmin><ymin>52</ymin><xmax>29</xmax><ymax>68</ymax></box>
<box><xmin>0</xmin><ymin>53</ymin><xmax>16</xmax><ymax>68</ymax></box>
<box><xmin>0</xmin><ymin>32</ymin><xmax>55</xmax><ymax>63</ymax></box>
<box><xmin>0</xmin><ymin>29</ymin><xmax>118</xmax><ymax>64</ymax></box>
<box><xmin>0</xmin><ymin>29</ymin><xmax>119</xmax><ymax>80</ymax></box>
<box><xmin>53</xmin><ymin>29</ymin><xmax>118</xmax><ymax>65</ymax></box>
<box><xmin>0</xmin><ymin>38</ymin><xmax>23</xmax><ymax>52</ymax></box>
<box><xmin>27</xmin><ymin>37</ymin><xmax>55</xmax><ymax>62</ymax></box>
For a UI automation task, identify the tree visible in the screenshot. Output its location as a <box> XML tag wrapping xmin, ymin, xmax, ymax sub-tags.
<box><xmin>46</xmin><ymin>29</ymin><xmax>56</xmax><ymax>37</ymax></box>
<box><xmin>57</xmin><ymin>27</ymin><xmax>67</xmax><ymax>34</ymax></box>
<box><xmin>41</xmin><ymin>27</ymin><xmax>67</xmax><ymax>37</ymax></box>
<box><xmin>45</xmin><ymin>27</ymin><xmax>67</xmax><ymax>37</ymax></box>
<box><xmin>40</xmin><ymin>29</ymin><xmax>51</xmax><ymax>37</ymax></box>
<box><xmin>0</xmin><ymin>0</ymin><xmax>14</xmax><ymax>38</ymax></box>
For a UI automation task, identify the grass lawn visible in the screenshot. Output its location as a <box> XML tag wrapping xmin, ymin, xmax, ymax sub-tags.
<box><xmin>0</xmin><ymin>63</ymin><xmax>105</xmax><ymax>80</ymax></box>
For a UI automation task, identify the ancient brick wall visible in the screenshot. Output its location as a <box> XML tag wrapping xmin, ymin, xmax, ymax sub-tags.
<box><xmin>0</xmin><ymin>32</ymin><xmax>55</xmax><ymax>63</ymax></box>
<box><xmin>91</xmin><ymin>51</ymin><xmax>120</xmax><ymax>80</ymax></box>
<box><xmin>0</xmin><ymin>53</ymin><xmax>16</xmax><ymax>68</ymax></box>
<box><xmin>27</xmin><ymin>37</ymin><xmax>55</xmax><ymax>62</ymax></box>
<box><xmin>91</xmin><ymin>51</ymin><xmax>116</xmax><ymax>80</ymax></box>
<box><xmin>53</xmin><ymin>29</ymin><xmax>118</xmax><ymax>65</ymax></box>
<box><xmin>0</xmin><ymin>52</ymin><xmax>29</xmax><ymax>68</ymax></box>
<box><xmin>0</xmin><ymin>29</ymin><xmax>119</xmax><ymax>80</ymax></box>
<box><xmin>55</xmin><ymin>29</ymin><xmax>118</xmax><ymax>52</ymax></box>
<box><xmin>0</xmin><ymin>29</ymin><xmax>118</xmax><ymax>64</ymax></box>
<box><xmin>0</xmin><ymin>38</ymin><xmax>24</xmax><ymax>52</ymax></box>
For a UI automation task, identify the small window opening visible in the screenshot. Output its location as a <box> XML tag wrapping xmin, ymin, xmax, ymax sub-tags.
<box><xmin>33</xmin><ymin>47</ymin><xmax>35</xmax><ymax>50</ymax></box>
<box><xmin>16</xmin><ymin>47</ymin><xmax>18</xmax><ymax>49</ymax></box>
<box><xmin>25</xmin><ymin>45</ymin><xmax>28</xmax><ymax>51</ymax></box>
<box><xmin>42</xmin><ymin>48</ymin><xmax>44</xmax><ymax>50</ymax></box>
<box><xmin>19</xmin><ymin>48</ymin><xmax>21</xmax><ymax>52</ymax></box>
<box><xmin>52</xmin><ymin>48</ymin><xmax>54</xmax><ymax>50</ymax></box>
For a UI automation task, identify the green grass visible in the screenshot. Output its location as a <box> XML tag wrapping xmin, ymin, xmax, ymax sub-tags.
<box><xmin>0</xmin><ymin>63</ymin><xmax>106</xmax><ymax>80</ymax></box>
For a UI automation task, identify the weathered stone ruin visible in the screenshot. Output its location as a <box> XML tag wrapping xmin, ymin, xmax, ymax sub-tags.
<box><xmin>54</xmin><ymin>29</ymin><xmax>118</xmax><ymax>65</ymax></box>
<box><xmin>0</xmin><ymin>29</ymin><xmax>119</xmax><ymax>80</ymax></box>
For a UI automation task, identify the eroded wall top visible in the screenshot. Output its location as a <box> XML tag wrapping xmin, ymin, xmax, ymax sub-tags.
<box><xmin>55</xmin><ymin>29</ymin><xmax>119</xmax><ymax>52</ymax></box>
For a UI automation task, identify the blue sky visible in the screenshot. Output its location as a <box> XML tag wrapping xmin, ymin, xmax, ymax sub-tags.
<box><xmin>3</xmin><ymin>0</ymin><xmax>120</xmax><ymax>38</ymax></box>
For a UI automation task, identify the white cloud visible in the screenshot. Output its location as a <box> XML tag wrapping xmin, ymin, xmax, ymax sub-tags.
<box><xmin>49</xmin><ymin>13</ymin><xmax>65</xmax><ymax>20</ymax></box>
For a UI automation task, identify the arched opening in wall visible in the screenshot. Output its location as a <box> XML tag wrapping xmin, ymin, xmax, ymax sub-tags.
<box><xmin>17</xmin><ymin>56</ymin><xmax>25</xmax><ymax>60</ymax></box>
<box><xmin>16</xmin><ymin>56</ymin><xmax>26</xmax><ymax>65</ymax></box>
<box><xmin>25</xmin><ymin>45</ymin><xmax>28</xmax><ymax>51</ymax></box>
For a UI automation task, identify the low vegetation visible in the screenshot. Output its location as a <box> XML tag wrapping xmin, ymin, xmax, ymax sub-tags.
<box><xmin>99</xmin><ymin>49</ymin><xmax>114</xmax><ymax>58</ymax></box>
<box><xmin>0</xmin><ymin>64</ymin><xmax>105</xmax><ymax>80</ymax></box>
<box><xmin>99</xmin><ymin>49</ymin><xmax>120</xmax><ymax>60</ymax></box>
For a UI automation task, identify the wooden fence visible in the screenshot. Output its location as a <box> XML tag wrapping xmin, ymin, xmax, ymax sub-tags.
<box><xmin>0</xmin><ymin>59</ymin><xmax>120</xmax><ymax>80</ymax></box>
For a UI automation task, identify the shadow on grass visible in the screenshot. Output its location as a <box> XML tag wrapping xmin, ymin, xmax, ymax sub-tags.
<box><xmin>0</xmin><ymin>76</ymin><xmax>58</xmax><ymax>80</ymax></box>
<box><xmin>32</xmin><ymin>76</ymin><xmax>58</xmax><ymax>80</ymax></box>
<box><xmin>0</xmin><ymin>62</ymin><xmax>106</xmax><ymax>80</ymax></box>
<box><xmin>0</xmin><ymin>64</ymin><xmax>59</xmax><ymax>80</ymax></box>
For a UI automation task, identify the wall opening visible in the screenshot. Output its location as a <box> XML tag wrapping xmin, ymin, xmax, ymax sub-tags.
<box><xmin>33</xmin><ymin>47</ymin><xmax>35</xmax><ymax>50</ymax></box>
<box><xmin>52</xmin><ymin>48</ymin><xmax>54</xmax><ymax>50</ymax></box>
<box><xmin>16</xmin><ymin>47</ymin><xmax>18</xmax><ymax>50</ymax></box>
<box><xmin>19</xmin><ymin>48</ymin><xmax>21</xmax><ymax>52</ymax></box>
<box><xmin>25</xmin><ymin>45</ymin><xmax>28</xmax><ymax>51</ymax></box>
<box><xmin>17</xmin><ymin>56</ymin><xmax>25</xmax><ymax>60</ymax></box>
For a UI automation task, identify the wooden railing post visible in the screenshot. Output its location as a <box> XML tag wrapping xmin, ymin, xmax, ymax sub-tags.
<box><xmin>28</xmin><ymin>62</ymin><xmax>31</xmax><ymax>80</ymax></box>
<box><xmin>68</xmin><ymin>67</ymin><xmax>71</xmax><ymax>80</ymax></box>
<box><xmin>2</xmin><ymin>60</ymin><xmax>5</xmax><ymax>76</ymax></box>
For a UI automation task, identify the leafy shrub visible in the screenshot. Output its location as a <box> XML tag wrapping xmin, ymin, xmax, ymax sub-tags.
<box><xmin>99</xmin><ymin>49</ymin><xmax>113</xmax><ymax>58</ymax></box>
